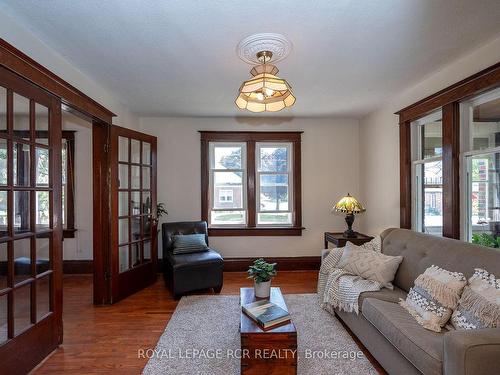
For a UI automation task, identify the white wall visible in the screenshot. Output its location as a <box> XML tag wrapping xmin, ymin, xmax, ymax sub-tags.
<box><xmin>62</xmin><ymin>112</ymin><xmax>93</xmax><ymax>260</ymax></box>
<box><xmin>139</xmin><ymin>117</ymin><xmax>360</xmax><ymax>258</ymax></box>
<box><xmin>358</xmin><ymin>34</ymin><xmax>500</xmax><ymax>236</ymax></box>
<box><xmin>0</xmin><ymin>8</ymin><xmax>138</xmax><ymax>129</ymax></box>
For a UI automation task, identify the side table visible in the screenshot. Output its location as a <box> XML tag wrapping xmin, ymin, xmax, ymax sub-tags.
<box><xmin>324</xmin><ymin>232</ymin><xmax>374</xmax><ymax>248</ymax></box>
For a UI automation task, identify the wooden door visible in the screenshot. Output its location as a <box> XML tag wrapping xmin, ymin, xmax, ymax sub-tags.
<box><xmin>0</xmin><ymin>66</ymin><xmax>63</xmax><ymax>374</ymax></box>
<box><xmin>110</xmin><ymin>125</ymin><xmax>157</xmax><ymax>302</ymax></box>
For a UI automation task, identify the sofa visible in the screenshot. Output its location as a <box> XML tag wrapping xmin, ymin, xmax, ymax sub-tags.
<box><xmin>322</xmin><ymin>228</ymin><xmax>500</xmax><ymax>375</ymax></box>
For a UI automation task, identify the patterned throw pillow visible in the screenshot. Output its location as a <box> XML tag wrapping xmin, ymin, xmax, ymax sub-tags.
<box><xmin>450</xmin><ymin>268</ymin><xmax>500</xmax><ymax>330</ymax></box>
<box><xmin>336</xmin><ymin>241</ymin><xmax>403</xmax><ymax>289</ymax></box>
<box><xmin>400</xmin><ymin>265</ymin><xmax>467</xmax><ymax>332</ymax></box>
<box><xmin>172</xmin><ymin>234</ymin><xmax>209</xmax><ymax>254</ymax></box>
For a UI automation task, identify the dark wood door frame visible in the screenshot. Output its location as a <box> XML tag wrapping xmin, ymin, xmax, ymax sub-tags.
<box><xmin>397</xmin><ymin>62</ymin><xmax>500</xmax><ymax>239</ymax></box>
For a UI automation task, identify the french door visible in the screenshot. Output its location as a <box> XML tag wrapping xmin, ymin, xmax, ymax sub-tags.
<box><xmin>110</xmin><ymin>125</ymin><xmax>157</xmax><ymax>302</ymax></box>
<box><xmin>0</xmin><ymin>66</ymin><xmax>63</xmax><ymax>373</ymax></box>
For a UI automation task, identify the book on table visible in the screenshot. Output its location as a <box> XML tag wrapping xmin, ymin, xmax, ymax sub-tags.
<box><xmin>242</xmin><ymin>299</ymin><xmax>291</xmax><ymax>329</ymax></box>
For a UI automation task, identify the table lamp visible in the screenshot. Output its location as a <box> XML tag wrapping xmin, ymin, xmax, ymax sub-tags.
<box><xmin>332</xmin><ymin>193</ymin><xmax>366</xmax><ymax>238</ymax></box>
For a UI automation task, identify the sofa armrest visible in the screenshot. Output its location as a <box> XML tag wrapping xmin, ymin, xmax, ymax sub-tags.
<box><xmin>321</xmin><ymin>249</ymin><xmax>331</xmax><ymax>262</ymax></box>
<box><xmin>443</xmin><ymin>328</ymin><xmax>500</xmax><ymax>375</ymax></box>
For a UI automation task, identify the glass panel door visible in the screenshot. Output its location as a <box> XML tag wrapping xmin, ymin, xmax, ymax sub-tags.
<box><xmin>0</xmin><ymin>66</ymin><xmax>62</xmax><ymax>374</ymax></box>
<box><xmin>110</xmin><ymin>126</ymin><xmax>157</xmax><ymax>302</ymax></box>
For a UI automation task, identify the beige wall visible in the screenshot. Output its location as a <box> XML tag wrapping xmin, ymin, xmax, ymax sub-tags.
<box><xmin>358</xmin><ymin>34</ymin><xmax>500</xmax><ymax>236</ymax></box>
<box><xmin>139</xmin><ymin>117</ymin><xmax>360</xmax><ymax>258</ymax></box>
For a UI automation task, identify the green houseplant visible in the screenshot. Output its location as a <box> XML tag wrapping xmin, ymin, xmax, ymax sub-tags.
<box><xmin>247</xmin><ymin>258</ymin><xmax>277</xmax><ymax>298</ymax></box>
<box><xmin>471</xmin><ymin>232</ymin><xmax>500</xmax><ymax>248</ymax></box>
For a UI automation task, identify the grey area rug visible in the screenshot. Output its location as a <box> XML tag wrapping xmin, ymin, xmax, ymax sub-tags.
<box><xmin>143</xmin><ymin>294</ymin><xmax>377</xmax><ymax>375</ymax></box>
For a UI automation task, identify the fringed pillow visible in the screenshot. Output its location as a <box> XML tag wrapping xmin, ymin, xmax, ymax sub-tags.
<box><xmin>450</xmin><ymin>268</ymin><xmax>500</xmax><ymax>330</ymax></box>
<box><xmin>400</xmin><ymin>265</ymin><xmax>467</xmax><ymax>332</ymax></box>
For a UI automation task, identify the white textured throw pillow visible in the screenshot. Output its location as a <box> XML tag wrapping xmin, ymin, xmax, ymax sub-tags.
<box><xmin>400</xmin><ymin>265</ymin><xmax>467</xmax><ymax>332</ymax></box>
<box><xmin>337</xmin><ymin>241</ymin><xmax>403</xmax><ymax>289</ymax></box>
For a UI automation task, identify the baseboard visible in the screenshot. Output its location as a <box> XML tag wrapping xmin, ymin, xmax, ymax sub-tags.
<box><xmin>63</xmin><ymin>260</ymin><xmax>93</xmax><ymax>274</ymax></box>
<box><xmin>223</xmin><ymin>256</ymin><xmax>321</xmax><ymax>272</ymax></box>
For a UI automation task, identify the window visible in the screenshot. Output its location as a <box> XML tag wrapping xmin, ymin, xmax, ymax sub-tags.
<box><xmin>461</xmin><ymin>87</ymin><xmax>500</xmax><ymax>243</ymax></box>
<box><xmin>411</xmin><ymin>110</ymin><xmax>443</xmax><ymax>236</ymax></box>
<box><xmin>201</xmin><ymin>131</ymin><xmax>302</xmax><ymax>236</ymax></box>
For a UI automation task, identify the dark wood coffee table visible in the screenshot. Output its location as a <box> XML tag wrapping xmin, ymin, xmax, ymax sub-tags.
<box><xmin>239</xmin><ymin>287</ymin><xmax>297</xmax><ymax>374</ymax></box>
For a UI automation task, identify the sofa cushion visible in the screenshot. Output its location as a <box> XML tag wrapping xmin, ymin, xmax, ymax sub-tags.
<box><xmin>362</xmin><ymin>298</ymin><xmax>444</xmax><ymax>375</ymax></box>
<box><xmin>172</xmin><ymin>233</ymin><xmax>209</xmax><ymax>254</ymax></box>
<box><xmin>358</xmin><ymin>286</ymin><xmax>407</xmax><ymax>312</ymax></box>
<box><xmin>166</xmin><ymin>249</ymin><xmax>223</xmax><ymax>270</ymax></box>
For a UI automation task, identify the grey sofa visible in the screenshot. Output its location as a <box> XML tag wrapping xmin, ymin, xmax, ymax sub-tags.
<box><xmin>323</xmin><ymin>228</ymin><xmax>500</xmax><ymax>375</ymax></box>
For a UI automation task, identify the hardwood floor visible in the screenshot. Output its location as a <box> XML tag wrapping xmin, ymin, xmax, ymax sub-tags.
<box><xmin>32</xmin><ymin>271</ymin><xmax>384</xmax><ymax>374</ymax></box>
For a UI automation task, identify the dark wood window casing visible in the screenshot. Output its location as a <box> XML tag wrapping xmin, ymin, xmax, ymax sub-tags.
<box><xmin>397</xmin><ymin>62</ymin><xmax>500</xmax><ymax>239</ymax></box>
<box><xmin>200</xmin><ymin>131</ymin><xmax>303</xmax><ymax>236</ymax></box>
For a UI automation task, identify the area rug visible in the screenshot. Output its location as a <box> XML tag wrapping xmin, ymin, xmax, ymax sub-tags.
<box><xmin>142</xmin><ymin>294</ymin><xmax>377</xmax><ymax>374</ymax></box>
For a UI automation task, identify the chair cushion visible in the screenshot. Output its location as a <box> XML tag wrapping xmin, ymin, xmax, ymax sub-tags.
<box><xmin>166</xmin><ymin>249</ymin><xmax>223</xmax><ymax>270</ymax></box>
<box><xmin>358</xmin><ymin>286</ymin><xmax>407</xmax><ymax>312</ymax></box>
<box><xmin>172</xmin><ymin>233</ymin><xmax>209</xmax><ymax>254</ymax></box>
<box><xmin>362</xmin><ymin>298</ymin><xmax>444</xmax><ymax>375</ymax></box>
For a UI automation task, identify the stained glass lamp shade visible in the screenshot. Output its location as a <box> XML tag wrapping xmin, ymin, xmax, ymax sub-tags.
<box><xmin>332</xmin><ymin>193</ymin><xmax>366</xmax><ymax>238</ymax></box>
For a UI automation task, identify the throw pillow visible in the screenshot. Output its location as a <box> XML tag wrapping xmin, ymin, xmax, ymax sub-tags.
<box><xmin>450</xmin><ymin>268</ymin><xmax>500</xmax><ymax>330</ymax></box>
<box><xmin>399</xmin><ymin>265</ymin><xmax>467</xmax><ymax>332</ymax></box>
<box><xmin>172</xmin><ymin>234</ymin><xmax>209</xmax><ymax>254</ymax></box>
<box><xmin>336</xmin><ymin>242</ymin><xmax>403</xmax><ymax>289</ymax></box>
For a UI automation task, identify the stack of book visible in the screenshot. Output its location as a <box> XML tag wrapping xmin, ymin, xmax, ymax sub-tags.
<box><xmin>242</xmin><ymin>299</ymin><xmax>291</xmax><ymax>329</ymax></box>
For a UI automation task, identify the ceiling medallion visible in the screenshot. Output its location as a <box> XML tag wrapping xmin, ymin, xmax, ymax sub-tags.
<box><xmin>235</xmin><ymin>35</ymin><xmax>295</xmax><ymax>113</ymax></box>
<box><xmin>237</xmin><ymin>33</ymin><xmax>293</xmax><ymax>64</ymax></box>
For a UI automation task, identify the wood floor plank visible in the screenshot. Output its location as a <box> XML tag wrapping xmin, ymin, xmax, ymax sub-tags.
<box><xmin>31</xmin><ymin>271</ymin><xmax>384</xmax><ymax>375</ymax></box>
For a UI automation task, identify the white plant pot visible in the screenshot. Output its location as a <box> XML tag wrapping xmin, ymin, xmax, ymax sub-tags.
<box><xmin>254</xmin><ymin>280</ymin><xmax>271</xmax><ymax>298</ymax></box>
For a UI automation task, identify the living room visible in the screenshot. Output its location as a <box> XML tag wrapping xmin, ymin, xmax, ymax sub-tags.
<box><xmin>0</xmin><ymin>1</ymin><xmax>499</xmax><ymax>374</ymax></box>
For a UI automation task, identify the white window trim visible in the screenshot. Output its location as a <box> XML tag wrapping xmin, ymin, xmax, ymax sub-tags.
<box><xmin>208</xmin><ymin>142</ymin><xmax>247</xmax><ymax>226</ymax></box>
<box><xmin>255</xmin><ymin>142</ymin><xmax>293</xmax><ymax>226</ymax></box>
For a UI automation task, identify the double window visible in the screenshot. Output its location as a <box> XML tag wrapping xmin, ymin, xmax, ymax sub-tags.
<box><xmin>201</xmin><ymin>132</ymin><xmax>302</xmax><ymax>236</ymax></box>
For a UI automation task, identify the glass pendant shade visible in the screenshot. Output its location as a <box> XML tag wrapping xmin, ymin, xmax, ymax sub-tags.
<box><xmin>235</xmin><ymin>63</ymin><xmax>296</xmax><ymax>113</ymax></box>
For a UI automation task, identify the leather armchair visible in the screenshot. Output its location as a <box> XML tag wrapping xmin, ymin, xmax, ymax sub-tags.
<box><xmin>162</xmin><ymin>221</ymin><xmax>223</xmax><ymax>299</ymax></box>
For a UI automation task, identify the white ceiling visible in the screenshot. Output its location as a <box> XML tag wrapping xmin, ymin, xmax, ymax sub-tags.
<box><xmin>1</xmin><ymin>0</ymin><xmax>500</xmax><ymax>118</ymax></box>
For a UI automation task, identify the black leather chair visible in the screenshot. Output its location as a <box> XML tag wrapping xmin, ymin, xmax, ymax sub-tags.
<box><xmin>162</xmin><ymin>221</ymin><xmax>223</xmax><ymax>299</ymax></box>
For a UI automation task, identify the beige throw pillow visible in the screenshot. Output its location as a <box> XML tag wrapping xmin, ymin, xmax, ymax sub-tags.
<box><xmin>337</xmin><ymin>242</ymin><xmax>403</xmax><ymax>289</ymax></box>
<box><xmin>400</xmin><ymin>265</ymin><xmax>467</xmax><ymax>332</ymax></box>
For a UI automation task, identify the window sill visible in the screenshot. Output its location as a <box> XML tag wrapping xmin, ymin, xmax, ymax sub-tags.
<box><xmin>208</xmin><ymin>227</ymin><xmax>305</xmax><ymax>237</ymax></box>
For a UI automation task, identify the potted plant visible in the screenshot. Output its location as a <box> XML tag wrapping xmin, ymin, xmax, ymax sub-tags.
<box><xmin>247</xmin><ymin>258</ymin><xmax>277</xmax><ymax>298</ymax></box>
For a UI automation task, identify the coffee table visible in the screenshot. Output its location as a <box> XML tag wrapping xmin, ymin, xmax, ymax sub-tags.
<box><xmin>239</xmin><ymin>287</ymin><xmax>297</xmax><ymax>374</ymax></box>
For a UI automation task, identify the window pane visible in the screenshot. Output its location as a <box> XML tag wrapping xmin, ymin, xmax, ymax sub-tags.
<box><xmin>259</xmin><ymin>146</ymin><xmax>288</xmax><ymax>172</ymax></box>
<box><xmin>142</xmin><ymin>191</ymin><xmax>151</xmax><ymax>214</ymax></box>
<box><xmin>468</xmin><ymin>153</ymin><xmax>500</xmax><ymax>245</ymax></box>
<box><xmin>35</xmin><ymin>103</ymin><xmax>49</xmax><ymax>141</ymax></box>
<box><xmin>37</xmin><ymin>275</ymin><xmax>50</xmax><ymax>321</ymax></box>
<box><xmin>13</xmin><ymin>143</ymin><xmax>30</xmax><ymax>186</ymax></box>
<box><xmin>131</xmin><ymin>217</ymin><xmax>141</xmax><ymax>241</ymax></box>
<box><xmin>143</xmin><ymin>240</ymin><xmax>151</xmax><ymax>261</ymax></box>
<box><xmin>0</xmin><ymin>294</ymin><xmax>7</xmax><ymax>344</ymax></box>
<box><xmin>0</xmin><ymin>139</ymin><xmax>7</xmax><ymax>185</ymax></box>
<box><xmin>422</xmin><ymin>121</ymin><xmax>442</xmax><ymax>159</ymax></box>
<box><xmin>36</xmin><ymin>191</ymin><xmax>50</xmax><ymax>230</ymax></box>
<box><xmin>13</xmin><ymin>93</ymin><xmax>30</xmax><ymax>141</ymax></box>
<box><xmin>119</xmin><ymin>245</ymin><xmax>129</xmax><ymax>273</ymax></box>
<box><xmin>142</xmin><ymin>142</ymin><xmax>151</xmax><ymax>165</ymax></box>
<box><xmin>0</xmin><ymin>243</ymin><xmax>7</xmax><ymax>290</ymax></box>
<box><xmin>119</xmin><ymin>192</ymin><xmax>129</xmax><ymax>216</ymax></box>
<box><xmin>131</xmin><ymin>242</ymin><xmax>140</xmax><ymax>267</ymax></box>
<box><xmin>13</xmin><ymin>191</ymin><xmax>30</xmax><ymax>234</ymax></box>
<box><xmin>118</xmin><ymin>164</ymin><xmax>128</xmax><ymax>189</ymax></box>
<box><xmin>119</xmin><ymin>218</ymin><xmax>129</xmax><ymax>244</ymax></box>
<box><xmin>258</xmin><ymin>212</ymin><xmax>292</xmax><ymax>225</ymax></box>
<box><xmin>213</xmin><ymin>146</ymin><xmax>242</xmax><ymax>169</ymax></box>
<box><xmin>0</xmin><ymin>191</ymin><xmax>7</xmax><ymax>238</ymax></box>
<box><xmin>131</xmin><ymin>165</ymin><xmax>140</xmax><ymax>189</ymax></box>
<box><xmin>118</xmin><ymin>136</ymin><xmax>129</xmax><ymax>162</ymax></box>
<box><xmin>131</xmin><ymin>139</ymin><xmax>141</xmax><ymax>164</ymax></box>
<box><xmin>36</xmin><ymin>235</ymin><xmax>50</xmax><ymax>274</ymax></box>
<box><xmin>418</xmin><ymin>160</ymin><xmax>443</xmax><ymax>236</ymax></box>
<box><xmin>14</xmin><ymin>284</ymin><xmax>31</xmax><ymax>335</ymax></box>
<box><xmin>130</xmin><ymin>191</ymin><xmax>140</xmax><ymax>216</ymax></box>
<box><xmin>468</xmin><ymin>93</ymin><xmax>500</xmax><ymax>151</ymax></box>
<box><xmin>14</xmin><ymin>238</ymin><xmax>31</xmax><ymax>284</ymax></box>
<box><xmin>0</xmin><ymin>86</ymin><xmax>6</xmax><ymax>134</ymax></box>
<box><xmin>142</xmin><ymin>167</ymin><xmax>150</xmax><ymax>189</ymax></box>
<box><xmin>211</xmin><ymin>210</ymin><xmax>245</xmax><ymax>225</ymax></box>
<box><xmin>259</xmin><ymin>174</ymin><xmax>289</xmax><ymax>211</ymax></box>
<box><xmin>143</xmin><ymin>216</ymin><xmax>152</xmax><ymax>238</ymax></box>
<box><xmin>35</xmin><ymin>147</ymin><xmax>49</xmax><ymax>187</ymax></box>
<box><xmin>213</xmin><ymin>171</ymin><xmax>243</xmax><ymax>209</ymax></box>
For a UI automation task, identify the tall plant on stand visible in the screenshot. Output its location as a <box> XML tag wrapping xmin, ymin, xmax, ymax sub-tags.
<box><xmin>152</xmin><ymin>202</ymin><xmax>168</xmax><ymax>256</ymax></box>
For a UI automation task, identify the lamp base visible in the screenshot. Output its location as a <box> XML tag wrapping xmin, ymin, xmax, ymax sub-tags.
<box><xmin>343</xmin><ymin>213</ymin><xmax>357</xmax><ymax>238</ymax></box>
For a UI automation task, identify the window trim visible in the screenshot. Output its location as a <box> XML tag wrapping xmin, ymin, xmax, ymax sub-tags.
<box><xmin>398</xmin><ymin>62</ymin><xmax>500</xmax><ymax>239</ymax></box>
<box><xmin>200</xmin><ymin>131</ymin><xmax>303</xmax><ymax>236</ymax></box>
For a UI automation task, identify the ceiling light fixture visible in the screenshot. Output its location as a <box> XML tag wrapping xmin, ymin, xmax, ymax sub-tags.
<box><xmin>235</xmin><ymin>50</ymin><xmax>296</xmax><ymax>113</ymax></box>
